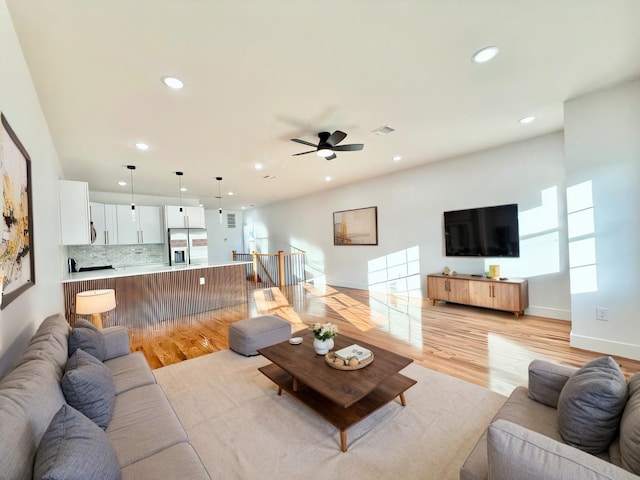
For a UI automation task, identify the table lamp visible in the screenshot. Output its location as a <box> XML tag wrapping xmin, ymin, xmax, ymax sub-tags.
<box><xmin>75</xmin><ymin>289</ymin><xmax>116</xmax><ymax>329</ymax></box>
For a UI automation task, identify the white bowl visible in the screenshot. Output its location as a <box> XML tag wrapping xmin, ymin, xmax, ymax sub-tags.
<box><xmin>289</xmin><ymin>337</ymin><xmax>303</xmax><ymax>345</ymax></box>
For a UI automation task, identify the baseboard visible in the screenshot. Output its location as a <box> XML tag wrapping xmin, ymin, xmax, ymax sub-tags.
<box><xmin>525</xmin><ymin>306</ymin><xmax>571</xmax><ymax>321</ymax></box>
<box><xmin>570</xmin><ymin>333</ymin><xmax>640</xmax><ymax>361</ymax></box>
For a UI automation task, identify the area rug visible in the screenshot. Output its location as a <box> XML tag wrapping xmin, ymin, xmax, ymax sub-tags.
<box><xmin>154</xmin><ymin>349</ymin><xmax>506</xmax><ymax>480</ymax></box>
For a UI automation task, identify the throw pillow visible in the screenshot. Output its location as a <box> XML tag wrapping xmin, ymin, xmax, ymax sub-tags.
<box><xmin>620</xmin><ymin>373</ymin><xmax>640</xmax><ymax>474</ymax></box>
<box><xmin>68</xmin><ymin>318</ymin><xmax>106</xmax><ymax>361</ymax></box>
<box><xmin>62</xmin><ymin>348</ymin><xmax>116</xmax><ymax>429</ymax></box>
<box><xmin>34</xmin><ymin>404</ymin><xmax>121</xmax><ymax>480</ymax></box>
<box><xmin>557</xmin><ymin>356</ymin><xmax>628</xmax><ymax>454</ymax></box>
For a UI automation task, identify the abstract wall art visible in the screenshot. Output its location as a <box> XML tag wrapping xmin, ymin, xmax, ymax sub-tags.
<box><xmin>333</xmin><ymin>206</ymin><xmax>378</xmax><ymax>246</ymax></box>
<box><xmin>0</xmin><ymin>112</ymin><xmax>35</xmax><ymax>309</ymax></box>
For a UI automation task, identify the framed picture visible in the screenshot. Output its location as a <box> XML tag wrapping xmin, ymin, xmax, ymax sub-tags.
<box><xmin>333</xmin><ymin>206</ymin><xmax>378</xmax><ymax>246</ymax></box>
<box><xmin>0</xmin><ymin>112</ymin><xmax>35</xmax><ymax>309</ymax></box>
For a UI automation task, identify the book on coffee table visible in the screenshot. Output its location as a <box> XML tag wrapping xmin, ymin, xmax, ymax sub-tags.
<box><xmin>335</xmin><ymin>344</ymin><xmax>372</xmax><ymax>362</ymax></box>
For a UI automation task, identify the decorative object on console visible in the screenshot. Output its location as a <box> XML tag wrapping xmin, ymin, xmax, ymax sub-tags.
<box><xmin>0</xmin><ymin>112</ymin><xmax>35</xmax><ymax>309</ymax></box>
<box><xmin>488</xmin><ymin>265</ymin><xmax>500</xmax><ymax>279</ymax></box>
<box><xmin>75</xmin><ymin>289</ymin><xmax>116</xmax><ymax>330</ymax></box>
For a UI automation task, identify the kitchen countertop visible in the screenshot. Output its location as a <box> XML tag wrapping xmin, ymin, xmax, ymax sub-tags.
<box><xmin>62</xmin><ymin>261</ymin><xmax>251</xmax><ymax>283</ymax></box>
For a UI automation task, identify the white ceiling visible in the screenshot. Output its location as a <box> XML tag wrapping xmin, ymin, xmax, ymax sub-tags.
<box><xmin>6</xmin><ymin>0</ymin><xmax>640</xmax><ymax>210</ymax></box>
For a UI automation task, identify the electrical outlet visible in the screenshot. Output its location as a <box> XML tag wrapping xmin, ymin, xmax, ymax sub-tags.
<box><xmin>596</xmin><ymin>307</ymin><xmax>609</xmax><ymax>321</ymax></box>
<box><xmin>199</xmin><ymin>277</ymin><xmax>205</xmax><ymax>285</ymax></box>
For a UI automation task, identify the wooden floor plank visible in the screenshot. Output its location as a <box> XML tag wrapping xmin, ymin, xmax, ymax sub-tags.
<box><xmin>128</xmin><ymin>282</ymin><xmax>640</xmax><ymax>395</ymax></box>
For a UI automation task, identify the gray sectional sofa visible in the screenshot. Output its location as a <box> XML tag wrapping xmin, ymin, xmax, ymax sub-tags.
<box><xmin>461</xmin><ymin>357</ymin><xmax>640</xmax><ymax>480</ymax></box>
<box><xmin>0</xmin><ymin>313</ymin><xmax>210</xmax><ymax>480</ymax></box>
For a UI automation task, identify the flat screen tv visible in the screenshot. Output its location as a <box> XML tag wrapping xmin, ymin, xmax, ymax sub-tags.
<box><xmin>444</xmin><ymin>203</ymin><xmax>520</xmax><ymax>257</ymax></box>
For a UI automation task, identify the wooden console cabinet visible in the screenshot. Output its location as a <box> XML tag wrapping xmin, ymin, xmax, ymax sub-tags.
<box><xmin>427</xmin><ymin>273</ymin><xmax>528</xmax><ymax>317</ymax></box>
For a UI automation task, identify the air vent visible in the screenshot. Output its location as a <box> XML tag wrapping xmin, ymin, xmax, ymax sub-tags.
<box><xmin>227</xmin><ymin>213</ymin><xmax>236</xmax><ymax>229</ymax></box>
<box><xmin>371</xmin><ymin>125</ymin><xmax>395</xmax><ymax>135</ymax></box>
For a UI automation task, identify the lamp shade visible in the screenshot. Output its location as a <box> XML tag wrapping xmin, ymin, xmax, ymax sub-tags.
<box><xmin>75</xmin><ymin>289</ymin><xmax>116</xmax><ymax>315</ymax></box>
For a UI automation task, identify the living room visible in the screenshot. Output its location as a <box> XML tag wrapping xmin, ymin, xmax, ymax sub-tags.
<box><xmin>1</xmin><ymin>1</ymin><xmax>640</xmax><ymax>478</ymax></box>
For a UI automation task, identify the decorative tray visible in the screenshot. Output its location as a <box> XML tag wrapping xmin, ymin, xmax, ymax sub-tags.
<box><xmin>325</xmin><ymin>352</ymin><xmax>374</xmax><ymax>370</ymax></box>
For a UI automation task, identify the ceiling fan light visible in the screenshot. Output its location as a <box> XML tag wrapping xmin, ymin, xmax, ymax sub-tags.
<box><xmin>317</xmin><ymin>148</ymin><xmax>333</xmax><ymax>158</ymax></box>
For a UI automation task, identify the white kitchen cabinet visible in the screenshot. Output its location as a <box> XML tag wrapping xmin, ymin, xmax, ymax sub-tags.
<box><xmin>59</xmin><ymin>180</ymin><xmax>91</xmax><ymax>245</ymax></box>
<box><xmin>164</xmin><ymin>205</ymin><xmax>205</xmax><ymax>228</ymax></box>
<box><xmin>116</xmin><ymin>204</ymin><xmax>163</xmax><ymax>244</ymax></box>
<box><xmin>89</xmin><ymin>202</ymin><xmax>118</xmax><ymax>245</ymax></box>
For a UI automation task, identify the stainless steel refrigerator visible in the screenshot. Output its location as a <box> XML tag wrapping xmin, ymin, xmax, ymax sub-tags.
<box><xmin>168</xmin><ymin>228</ymin><xmax>209</xmax><ymax>266</ymax></box>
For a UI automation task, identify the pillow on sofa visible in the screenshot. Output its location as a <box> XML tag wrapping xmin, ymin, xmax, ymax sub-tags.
<box><xmin>620</xmin><ymin>373</ymin><xmax>640</xmax><ymax>474</ymax></box>
<box><xmin>68</xmin><ymin>318</ymin><xmax>106</xmax><ymax>361</ymax></box>
<box><xmin>528</xmin><ymin>359</ymin><xmax>578</xmax><ymax>408</ymax></box>
<box><xmin>34</xmin><ymin>404</ymin><xmax>120</xmax><ymax>480</ymax></box>
<box><xmin>62</xmin><ymin>348</ymin><xmax>116</xmax><ymax>429</ymax></box>
<box><xmin>557</xmin><ymin>356</ymin><xmax>628</xmax><ymax>454</ymax></box>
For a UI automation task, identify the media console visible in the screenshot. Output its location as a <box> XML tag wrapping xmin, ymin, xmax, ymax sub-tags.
<box><xmin>427</xmin><ymin>273</ymin><xmax>528</xmax><ymax>317</ymax></box>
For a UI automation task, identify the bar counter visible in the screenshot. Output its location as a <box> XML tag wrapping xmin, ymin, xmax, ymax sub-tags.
<box><xmin>62</xmin><ymin>262</ymin><xmax>250</xmax><ymax>329</ymax></box>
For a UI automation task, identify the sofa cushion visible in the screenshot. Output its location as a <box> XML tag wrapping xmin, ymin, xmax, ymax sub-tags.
<box><xmin>62</xmin><ymin>349</ymin><xmax>116</xmax><ymax>429</ymax></box>
<box><xmin>121</xmin><ymin>443</ymin><xmax>211</xmax><ymax>480</ymax></box>
<box><xmin>620</xmin><ymin>373</ymin><xmax>640</xmax><ymax>474</ymax></box>
<box><xmin>557</xmin><ymin>356</ymin><xmax>628</xmax><ymax>454</ymax></box>
<box><xmin>104</xmin><ymin>351</ymin><xmax>156</xmax><ymax>395</ymax></box>
<box><xmin>34</xmin><ymin>404</ymin><xmax>121</xmax><ymax>480</ymax></box>
<box><xmin>487</xmin><ymin>419</ymin><xmax>638</xmax><ymax>480</ymax></box>
<box><xmin>68</xmin><ymin>318</ymin><xmax>106</xmax><ymax>361</ymax></box>
<box><xmin>528</xmin><ymin>359</ymin><xmax>578</xmax><ymax>408</ymax></box>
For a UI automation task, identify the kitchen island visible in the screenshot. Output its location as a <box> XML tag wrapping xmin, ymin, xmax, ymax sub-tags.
<box><xmin>62</xmin><ymin>262</ymin><xmax>250</xmax><ymax>329</ymax></box>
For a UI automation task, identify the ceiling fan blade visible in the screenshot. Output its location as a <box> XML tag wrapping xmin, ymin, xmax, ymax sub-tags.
<box><xmin>292</xmin><ymin>150</ymin><xmax>317</xmax><ymax>156</ymax></box>
<box><xmin>291</xmin><ymin>138</ymin><xmax>318</xmax><ymax>148</ymax></box>
<box><xmin>332</xmin><ymin>143</ymin><xmax>364</xmax><ymax>152</ymax></box>
<box><xmin>325</xmin><ymin>153</ymin><xmax>337</xmax><ymax>161</ymax></box>
<box><xmin>326</xmin><ymin>130</ymin><xmax>347</xmax><ymax>147</ymax></box>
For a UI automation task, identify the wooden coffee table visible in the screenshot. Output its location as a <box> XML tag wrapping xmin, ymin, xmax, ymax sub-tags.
<box><xmin>257</xmin><ymin>330</ymin><xmax>417</xmax><ymax>452</ymax></box>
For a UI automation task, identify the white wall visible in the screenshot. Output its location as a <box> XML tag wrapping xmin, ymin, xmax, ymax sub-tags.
<box><xmin>0</xmin><ymin>0</ymin><xmax>65</xmax><ymax>377</ymax></box>
<box><xmin>564</xmin><ymin>79</ymin><xmax>640</xmax><ymax>359</ymax></box>
<box><xmin>205</xmin><ymin>210</ymin><xmax>244</xmax><ymax>263</ymax></box>
<box><xmin>245</xmin><ymin>132</ymin><xmax>571</xmax><ymax>320</ymax></box>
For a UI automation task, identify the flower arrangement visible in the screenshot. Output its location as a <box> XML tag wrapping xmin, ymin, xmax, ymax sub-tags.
<box><xmin>309</xmin><ymin>322</ymin><xmax>338</xmax><ymax>341</ymax></box>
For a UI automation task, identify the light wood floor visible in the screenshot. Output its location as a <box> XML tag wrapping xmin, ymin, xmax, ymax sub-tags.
<box><xmin>128</xmin><ymin>282</ymin><xmax>640</xmax><ymax>396</ymax></box>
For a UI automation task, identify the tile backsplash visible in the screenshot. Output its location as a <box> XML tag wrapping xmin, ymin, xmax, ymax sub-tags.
<box><xmin>68</xmin><ymin>244</ymin><xmax>166</xmax><ymax>269</ymax></box>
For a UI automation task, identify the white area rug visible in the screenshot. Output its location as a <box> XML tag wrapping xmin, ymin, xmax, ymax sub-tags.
<box><xmin>154</xmin><ymin>349</ymin><xmax>505</xmax><ymax>480</ymax></box>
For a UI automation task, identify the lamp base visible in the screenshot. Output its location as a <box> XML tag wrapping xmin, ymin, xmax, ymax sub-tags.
<box><xmin>90</xmin><ymin>313</ymin><xmax>103</xmax><ymax>330</ymax></box>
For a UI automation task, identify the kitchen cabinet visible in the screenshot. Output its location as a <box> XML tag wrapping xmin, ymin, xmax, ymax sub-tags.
<box><xmin>427</xmin><ymin>273</ymin><xmax>528</xmax><ymax>317</ymax></box>
<box><xmin>59</xmin><ymin>180</ymin><xmax>91</xmax><ymax>245</ymax></box>
<box><xmin>165</xmin><ymin>205</ymin><xmax>205</xmax><ymax>228</ymax></box>
<box><xmin>89</xmin><ymin>203</ymin><xmax>118</xmax><ymax>245</ymax></box>
<box><xmin>116</xmin><ymin>205</ymin><xmax>163</xmax><ymax>244</ymax></box>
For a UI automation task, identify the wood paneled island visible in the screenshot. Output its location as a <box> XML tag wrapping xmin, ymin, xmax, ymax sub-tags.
<box><xmin>62</xmin><ymin>263</ymin><xmax>249</xmax><ymax>329</ymax></box>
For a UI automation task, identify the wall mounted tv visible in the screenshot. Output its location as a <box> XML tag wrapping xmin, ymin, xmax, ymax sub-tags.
<box><xmin>444</xmin><ymin>203</ymin><xmax>520</xmax><ymax>257</ymax></box>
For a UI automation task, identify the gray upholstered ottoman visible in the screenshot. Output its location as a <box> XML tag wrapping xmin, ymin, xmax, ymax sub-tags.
<box><xmin>228</xmin><ymin>315</ymin><xmax>291</xmax><ymax>356</ymax></box>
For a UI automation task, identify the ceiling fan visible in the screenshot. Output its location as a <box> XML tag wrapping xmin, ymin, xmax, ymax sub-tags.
<box><xmin>290</xmin><ymin>130</ymin><xmax>364</xmax><ymax>160</ymax></box>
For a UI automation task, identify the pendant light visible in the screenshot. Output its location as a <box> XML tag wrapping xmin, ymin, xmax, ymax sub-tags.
<box><xmin>215</xmin><ymin>176</ymin><xmax>223</xmax><ymax>224</ymax></box>
<box><xmin>176</xmin><ymin>171</ymin><xmax>184</xmax><ymax>214</ymax></box>
<box><xmin>127</xmin><ymin>165</ymin><xmax>136</xmax><ymax>222</ymax></box>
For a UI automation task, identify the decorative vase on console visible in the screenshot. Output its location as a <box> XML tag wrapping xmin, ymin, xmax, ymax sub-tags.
<box><xmin>309</xmin><ymin>322</ymin><xmax>338</xmax><ymax>355</ymax></box>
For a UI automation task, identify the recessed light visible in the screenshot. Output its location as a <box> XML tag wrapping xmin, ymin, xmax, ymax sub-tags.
<box><xmin>392</xmin><ymin>155</ymin><xmax>402</xmax><ymax>162</ymax></box>
<box><xmin>180</xmin><ymin>187</ymin><xmax>187</xmax><ymax>192</ymax></box>
<box><xmin>241</xmin><ymin>206</ymin><xmax>246</xmax><ymax>210</ymax></box>
<box><xmin>135</xmin><ymin>142</ymin><xmax>149</xmax><ymax>151</ymax></box>
<box><xmin>118</xmin><ymin>181</ymin><xmax>127</xmax><ymax>187</ymax></box>
<box><xmin>162</xmin><ymin>76</ymin><xmax>184</xmax><ymax>89</ymax></box>
<box><xmin>519</xmin><ymin>116</ymin><xmax>536</xmax><ymax>124</ymax></box>
<box><xmin>325</xmin><ymin>176</ymin><xmax>332</xmax><ymax>182</ymax></box>
<box><xmin>198</xmin><ymin>204</ymin><xmax>203</xmax><ymax>207</ymax></box>
<box><xmin>227</xmin><ymin>191</ymin><xmax>234</xmax><ymax>196</ymax></box>
<box><xmin>472</xmin><ymin>46</ymin><xmax>499</xmax><ymax>63</ymax></box>
<box><xmin>254</xmin><ymin>163</ymin><xmax>263</xmax><ymax>170</ymax></box>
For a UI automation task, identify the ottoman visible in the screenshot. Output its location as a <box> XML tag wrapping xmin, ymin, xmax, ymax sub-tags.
<box><xmin>228</xmin><ymin>315</ymin><xmax>291</xmax><ymax>356</ymax></box>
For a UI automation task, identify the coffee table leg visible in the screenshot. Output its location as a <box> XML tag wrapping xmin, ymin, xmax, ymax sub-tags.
<box><xmin>399</xmin><ymin>392</ymin><xmax>407</xmax><ymax>406</ymax></box>
<box><xmin>340</xmin><ymin>430</ymin><xmax>348</xmax><ymax>452</ymax></box>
